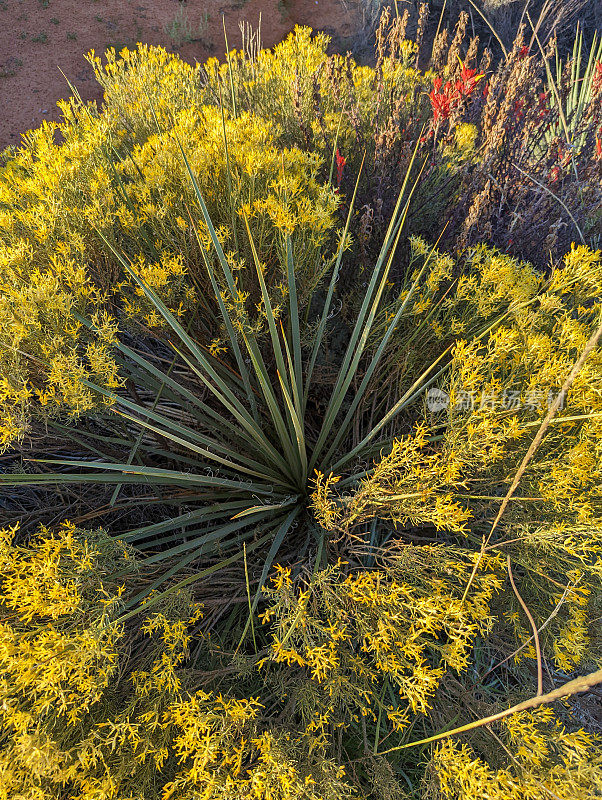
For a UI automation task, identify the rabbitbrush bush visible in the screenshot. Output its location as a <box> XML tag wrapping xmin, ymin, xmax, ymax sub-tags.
<box><xmin>1</xmin><ymin>11</ymin><xmax>602</xmax><ymax>800</ymax></box>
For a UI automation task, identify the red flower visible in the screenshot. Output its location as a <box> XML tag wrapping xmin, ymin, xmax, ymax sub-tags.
<box><xmin>519</xmin><ymin>45</ymin><xmax>530</xmax><ymax>59</ymax></box>
<box><xmin>483</xmin><ymin>82</ymin><xmax>490</xmax><ymax>99</ymax></box>
<box><xmin>458</xmin><ymin>63</ymin><xmax>480</xmax><ymax>95</ymax></box>
<box><xmin>537</xmin><ymin>91</ymin><xmax>549</xmax><ymax>119</ymax></box>
<box><xmin>429</xmin><ymin>82</ymin><xmax>452</xmax><ymax>122</ymax></box>
<box><xmin>596</xmin><ymin>136</ymin><xmax>602</xmax><ymax>159</ymax></box>
<box><xmin>335</xmin><ymin>149</ymin><xmax>346</xmax><ymax>189</ymax></box>
<box><xmin>429</xmin><ymin>61</ymin><xmax>483</xmax><ymax>124</ymax></box>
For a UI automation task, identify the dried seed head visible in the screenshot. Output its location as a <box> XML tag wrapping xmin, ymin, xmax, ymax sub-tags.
<box><xmin>465</xmin><ymin>36</ymin><xmax>479</xmax><ymax>70</ymax></box>
<box><xmin>415</xmin><ymin>3</ymin><xmax>430</xmax><ymax>67</ymax></box>
<box><xmin>446</xmin><ymin>11</ymin><xmax>469</xmax><ymax>76</ymax></box>
<box><xmin>479</xmin><ymin>47</ymin><xmax>492</xmax><ymax>76</ymax></box>
<box><xmin>430</xmin><ymin>29</ymin><xmax>449</xmax><ymax>72</ymax></box>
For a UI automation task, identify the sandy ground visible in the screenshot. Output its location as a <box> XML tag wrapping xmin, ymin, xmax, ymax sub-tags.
<box><xmin>0</xmin><ymin>0</ymin><xmax>362</xmax><ymax>150</ymax></box>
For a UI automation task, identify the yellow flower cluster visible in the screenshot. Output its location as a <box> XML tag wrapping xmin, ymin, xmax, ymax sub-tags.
<box><xmin>261</xmin><ymin>552</ymin><xmax>502</xmax><ymax>738</ymax></box>
<box><xmin>390</xmin><ymin>244</ymin><xmax>601</xmax><ymax>511</ymax></box>
<box><xmin>432</xmin><ymin>708</ymin><xmax>602</xmax><ymax>799</ymax></box>
<box><xmin>312</xmin><ymin>423</ymin><xmax>475</xmax><ymax>534</ymax></box>
<box><xmin>0</xmin><ymin>524</ymin><xmax>356</xmax><ymax>800</ymax></box>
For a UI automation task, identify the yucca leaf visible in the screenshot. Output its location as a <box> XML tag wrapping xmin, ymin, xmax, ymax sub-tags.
<box><xmin>243</xmin><ymin>213</ymin><xmax>290</xmax><ymax>395</ymax></box>
<box><xmin>0</xmin><ymin>472</ymin><xmax>196</xmax><ymax>487</ymax></box>
<box><xmin>309</xmin><ymin>145</ymin><xmax>424</xmax><ymax>471</ymax></box>
<box><xmin>46</xmin><ymin>420</ymin><xmax>135</xmax><ymax>448</ymax></box>
<box><xmin>276</xmin><ymin>369</ymin><xmax>307</xmax><ymax>480</ymax></box>
<box><xmin>116</xmin><ymin>528</ymin><xmax>276</xmax><ymax>621</ymax></box>
<box><xmin>123</xmin><ymin>500</ymin><xmax>251</xmax><ymax>542</ymax></box>
<box><xmin>228</xmin><ymin>216</ymin><xmax>305</xmax><ymax>480</ymax></box>
<box><xmin>111</xmin><ymin>341</ymin><xmax>254</xmax><ymax>445</ymax></box>
<box><xmin>319</xmin><ymin>233</ymin><xmax>445</xmax><ymax>468</ymax></box>
<box><xmin>96</xmin><ymin>230</ymin><xmax>264</xmax><ymax>439</ymax></box>
<box><xmin>76</xmin><ymin>375</ymin><xmax>277</xmax><ymax>478</ymax></box>
<box><xmin>45</xmin><ymin>421</ymin><xmax>121</xmax><ymax>460</ymax></box>
<box><xmin>192</xmin><ymin>223</ymin><xmax>300</xmax><ymax>469</ymax></box>
<box><xmin>331</xmin><ymin>347</ymin><xmax>453</xmax><ymax>473</ymax></box>
<box><xmin>133</xmin><ymin>513</ymin><xmax>274</xmax><ymax>565</ymax></box>
<box><xmin>31</xmin><ymin>459</ymin><xmax>275</xmax><ymax>493</ymax></box>
<box><xmin>188</xmin><ymin>212</ymin><xmax>259</xmax><ymax>423</ymax></box>
<box><xmin>241</xmin><ymin>335</ymin><xmax>301</xmax><ymax>485</ymax></box>
<box><xmin>112</xmin><ymin>408</ymin><xmax>285</xmax><ymax>484</ymax></box>
<box><xmin>285</xmin><ymin>236</ymin><xmax>303</xmax><ymax>407</ymax></box>
<box><xmin>232</xmin><ymin>497</ymin><xmax>300</xmax><ymax>519</ymax></box>
<box><xmin>279</xmin><ymin>320</ymin><xmax>303</xmax><ymax>425</ymax></box>
<box><xmin>235</xmin><ymin>506</ymin><xmax>301</xmax><ymax>650</ymax></box>
<box><xmin>170</xmin><ymin>341</ymin><xmax>294</xmax><ymax>479</ymax></box>
<box><xmin>304</xmin><ymin>153</ymin><xmax>365</xmax><ymax>405</ymax></box>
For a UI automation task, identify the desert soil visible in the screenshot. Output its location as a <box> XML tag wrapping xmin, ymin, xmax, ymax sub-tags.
<box><xmin>0</xmin><ymin>0</ymin><xmax>362</xmax><ymax>151</ymax></box>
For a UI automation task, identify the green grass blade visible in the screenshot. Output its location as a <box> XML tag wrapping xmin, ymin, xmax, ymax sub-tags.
<box><xmin>327</xmin><ymin>109</ymin><xmax>345</xmax><ymax>187</ymax></box>
<box><xmin>217</xmin><ymin>79</ymin><xmax>240</xmax><ymax>252</ymax></box>
<box><xmin>235</xmin><ymin>506</ymin><xmax>300</xmax><ymax>650</ymax></box>
<box><xmin>222</xmin><ymin>17</ymin><xmax>238</xmax><ymax>118</ymax></box>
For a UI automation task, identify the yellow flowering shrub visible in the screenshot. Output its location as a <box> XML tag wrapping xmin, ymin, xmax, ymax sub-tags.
<box><xmin>199</xmin><ymin>25</ymin><xmax>430</xmax><ymax>163</ymax></box>
<box><xmin>0</xmin><ymin>46</ymin><xmax>338</xmax><ymax>447</ymax></box>
<box><xmin>2</xmin><ymin>16</ymin><xmax>602</xmax><ymax>800</ymax></box>
<box><xmin>312</xmin><ymin>240</ymin><xmax>602</xmax><ymax>682</ymax></box>
<box><xmin>432</xmin><ymin>709</ymin><xmax>602</xmax><ymax>799</ymax></box>
<box><xmin>0</xmin><ymin>523</ymin><xmax>357</xmax><ymax>800</ymax></box>
<box><xmin>2</xmin><ymin>522</ymin><xmax>600</xmax><ymax>799</ymax></box>
<box><xmin>261</xmin><ymin>551</ymin><xmax>502</xmax><ymax>736</ymax></box>
<box><xmin>319</xmin><ymin>241</ymin><xmax>602</xmax><ymax>525</ymax></box>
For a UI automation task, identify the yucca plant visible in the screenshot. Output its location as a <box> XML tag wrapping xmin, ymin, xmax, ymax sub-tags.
<box><xmin>3</xmin><ymin>106</ymin><xmax>598</xmax><ymax>631</ymax></box>
<box><xmin>544</xmin><ymin>26</ymin><xmax>602</xmax><ymax>152</ymax></box>
<box><xmin>1</xmin><ymin>126</ymin><xmax>450</xmax><ymax>618</ymax></box>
